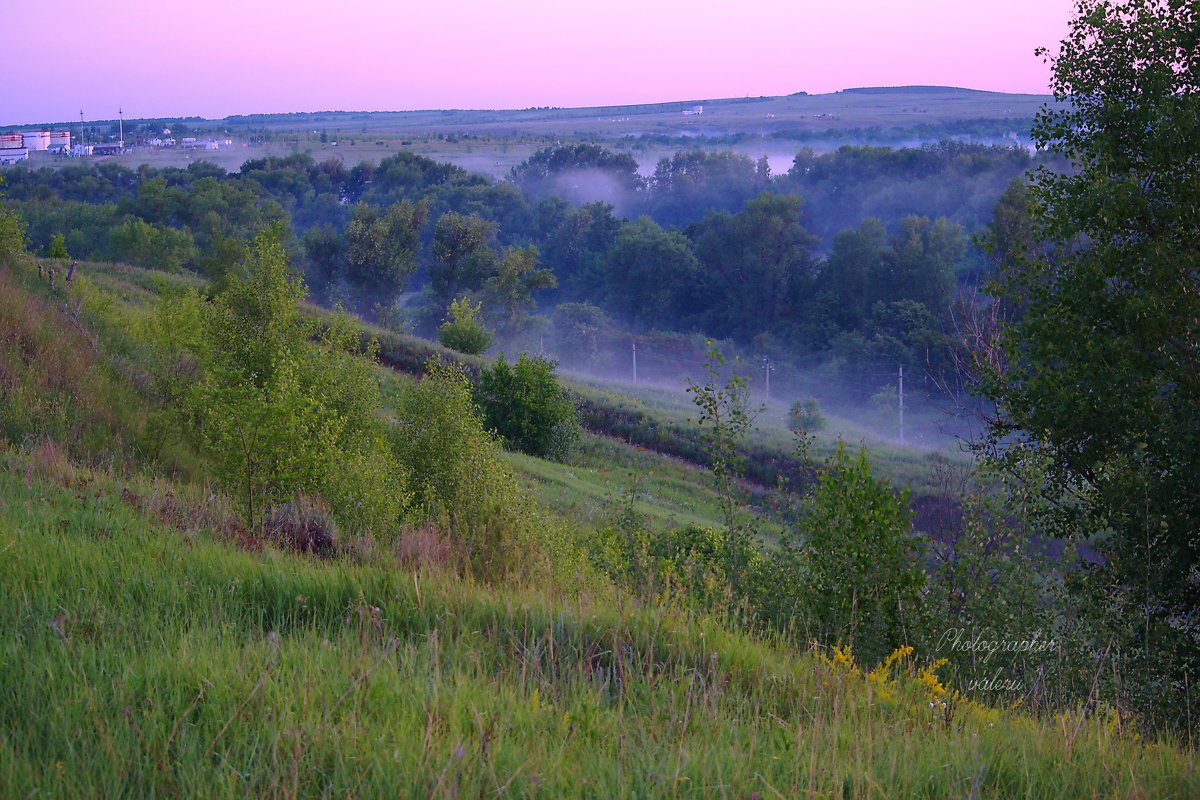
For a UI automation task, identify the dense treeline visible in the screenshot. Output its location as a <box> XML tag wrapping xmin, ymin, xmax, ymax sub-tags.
<box><xmin>1</xmin><ymin>140</ymin><xmax>1039</xmax><ymax>403</ymax></box>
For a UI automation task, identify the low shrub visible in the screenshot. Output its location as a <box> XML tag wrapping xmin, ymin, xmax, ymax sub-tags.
<box><xmin>475</xmin><ymin>352</ymin><xmax>580</xmax><ymax>461</ymax></box>
<box><xmin>437</xmin><ymin>296</ymin><xmax>493</xmax><ymax>354</ymax></box>
<box><xmin>788</xmin><ymin>396</ymin><xmax>826</xmax><ymax>432</ymax></box>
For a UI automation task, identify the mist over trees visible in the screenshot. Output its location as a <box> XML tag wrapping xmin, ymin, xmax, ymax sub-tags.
<box><xmin>0</xmin><ymin>137</ymin><xmax>1045</xmax><ymax>405</ymax></box>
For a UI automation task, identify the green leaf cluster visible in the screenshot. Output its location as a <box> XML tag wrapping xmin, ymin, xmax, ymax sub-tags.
<box><xmin>46</xmin><ymin>232</ymin><xmax>69</xmax><ymax>259</ymax></box>
<box><xmin>787</xmin><ymin>397</ymin><xmax>826</xmax><ymax>433</ymax></box>
<box><xmin>389</xmin><ymin>359</ymin><xmax>553</xmax><ymax>577</ymax></box>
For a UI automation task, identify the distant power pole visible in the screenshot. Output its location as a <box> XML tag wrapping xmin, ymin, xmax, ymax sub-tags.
<box><xmin>761</xmin><ymin>357</ymin><xmax>773</xmax><ymax>402</ymax></box>
<box><xmin>631</xmin><ymin>340</ymin><xmax>638</xmax><ymax>384</ymax></box>
<box><xmin>898</xmin><ymin>365</ymin><xmax>905</xmax><ymax>444</ymax></box>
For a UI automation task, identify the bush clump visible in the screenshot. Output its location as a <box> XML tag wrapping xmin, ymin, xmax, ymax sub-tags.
<box><xmin>437</xmin><ymin>296</ymin><xmax>492</xmax><ymax>355</ymax></box>
<box><xmin>788</xmin><ymin>396</ymin><xmax>826</xmax><ymax>432</ymax></box>
<box><xmin>475</xmin><ymin>353</ymin><xmax>580</xmax><ymax>461</ymax></box>
<box><xmin>148</xmin><ymin>226</ymin><xmax>405</xmax><ymax>534</ymax></box>
<box><xmin>389</xmin><ymin>358</ymin><xmax>552</xmax><ymax>577</ymax></box>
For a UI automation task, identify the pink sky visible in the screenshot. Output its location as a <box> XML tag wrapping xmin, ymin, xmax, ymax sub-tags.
<box><xmin>3</xmin><ymin>0</ymin><xmax>1074</xmax><ymax>126</ymax></box>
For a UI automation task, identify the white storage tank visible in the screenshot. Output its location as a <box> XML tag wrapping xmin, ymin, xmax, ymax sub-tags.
<box><xmin>49</xmin><ymin>131</ymin><xmax>70</xmax><ymax>150</ymax></box>
<box><xmin>22</xmin><ymin>131</ymin><xmax>50</xmax><ymax>150</ymax></box>
<box><xmin>0</xmin><ymin>132</ymin><xmax>24</xmax><ymax>148</ymax></box>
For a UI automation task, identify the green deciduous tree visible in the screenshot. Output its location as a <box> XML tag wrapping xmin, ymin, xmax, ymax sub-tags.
<box><xmin>482</xmin><ymin>245</ymin><xmax>555</xmax><ymax>339</ymax></box>
<box><xmin>152</xmin><ymin>226</ymin><xmax>404</xmax><ymax>533</ymax></box>
<box><xmin>825</xmin><ymin>218</ymin><xmax>890</xmax><ymax>327</ymax></box>
<box><xmin>389</xmin><ymin>358</ymin><xmax>551</xmax><ymax>577</ymax></box>
<box><xmin>979</xmin><ymin>0</ymin><xmax>1200</xmax><ymax>729</ymax></box>
<box><xmin>603</xmin><ymin>216</ymin><xmax>701</xmax><ymax>330</ymax></box>
<box><xmin>46</xmin><ymin>233</ymin><xmax>69</xmax><ymax>259</ymax></box>
<box><xmin>0</xmin><ymin>183</ymin><xmax>28</xmax><ymax>264</ymax></box>
<box><xmin>788</xmin><ymin>397</ymin><xmax>826</xmax><ymax>433</ymax></box>
<box><xmin>887</xmin><ymin>215</ymin><xmax>965</xmax><ymax>313</ymax></box>
<box><xmin>687</xmin><ymin>342</ymin><xmax>760</xmax><ymax>601</ymax></box>
<box><xmin>108</xmin><ymin>218</ymin><xmax>194</xmax><ymax>272</ymax></box>
<box><xmin>344</xmin><ymin>200</ymin><xmax>426</xmax><ymax>296</ymax></box>
<box><xmin>771</xmin><ymin>444</ymin><xmax>923</xmax><ymax>665</ymax></box>
<box><xmin>647</xmin><ymin>150</ymin><xmax>769</xmax><ymax>227</ymax></box>
<box><xmin>430</xmin><ymin>211</ymin><xmax>498</xmax><ymax>311</ymax></box>
<box><xmin>509</xmin><ymin>143</ymin><xmax>644</xmax><ymax>202</ymax></box>
<box><xmin>687</xmin><ymin>192</ymin><xmax>819</xmax><ymax>339</ymax></box>
<box><xmin>539</xmin><ymin>201</ymin><xmax>621</xmax><ymax>301</ymax></box>
<box><xmin>550</xmin><ymin>302</ymin><xmax>612</xmax><ymax>366</ymax></box>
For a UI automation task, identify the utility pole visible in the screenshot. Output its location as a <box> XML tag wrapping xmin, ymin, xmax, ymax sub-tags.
<box><xmin>118</xmin><ymin>106</ymin><xmax>124</xmax><ymax>152</ymax></box>
<box><xmin>898</xmin><ymin>364</ymin><xmax>905</xmax><ymax>444</ymax></box>
<box><xmin>631</xmin><ymin>340</ymin><xmax>638</xmax><ymax>384</ymax></box>
<box><xmin>761</xmin><ymin>357</ymin><xmax>773</xmax><ymax>402</ymax></box>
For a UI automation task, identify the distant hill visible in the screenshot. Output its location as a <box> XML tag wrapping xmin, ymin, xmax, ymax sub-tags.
<box><xmin>841</xmin><ymin>85</ymin><xmax>1009</xmax><ymax>95</ymax></box>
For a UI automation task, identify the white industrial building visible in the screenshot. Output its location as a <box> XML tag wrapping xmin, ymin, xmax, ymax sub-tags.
<box><xmin>0</xmin><ymin>129</ymin><xmax>72</xmax><ymax>162</ymax></box>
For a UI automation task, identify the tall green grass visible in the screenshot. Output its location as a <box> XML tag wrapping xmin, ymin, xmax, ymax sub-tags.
<box><xmin>0</xmin><ymin>448</ymin><xmax>1194</xmax><ymax>798</ymax></box>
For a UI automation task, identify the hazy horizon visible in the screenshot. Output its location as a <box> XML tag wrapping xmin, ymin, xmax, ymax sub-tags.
<box><xmin>4</xmin><ymin>0</ymin><xmax>1073</xmax><ymax>127</ymax></box>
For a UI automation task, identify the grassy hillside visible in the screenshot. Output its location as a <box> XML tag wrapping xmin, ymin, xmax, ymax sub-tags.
<box><xmin>2</xmin><ymin>254</ymin><xmax>1196</xmax><ymax>796</ymax></box>
<box><xmin>1</xmin><ymin>447</ymin><xmax>1194</xmax><ymax>798</ymax></box>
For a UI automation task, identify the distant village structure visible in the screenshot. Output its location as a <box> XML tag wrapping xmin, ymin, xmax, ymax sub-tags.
<box><xmin>0</xmin><ymin>114</ymin><xmax>233</xmax><ymax>164</ymax></box>
<box><xmin>0</xmin><ymin>129</ymin><xmax>75</xmax><ymax>164</ymax></box>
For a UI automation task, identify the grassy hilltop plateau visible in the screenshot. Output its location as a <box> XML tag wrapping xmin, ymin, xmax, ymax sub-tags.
<box><xmin>1</xmin><ymin>72</ymin><xmax>1198</xmax><ymax>797</ymax></box>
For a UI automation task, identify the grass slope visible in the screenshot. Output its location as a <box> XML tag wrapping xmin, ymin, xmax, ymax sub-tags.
<box><xmin>2</xmin><ymin>257</ymin><xmax>1197</xmax><ymax>797</ymax></box>
<box><xmin>1</xmin><ymin>449</ymin><xmax>1195</xmax><ymax>798</ymax></box>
